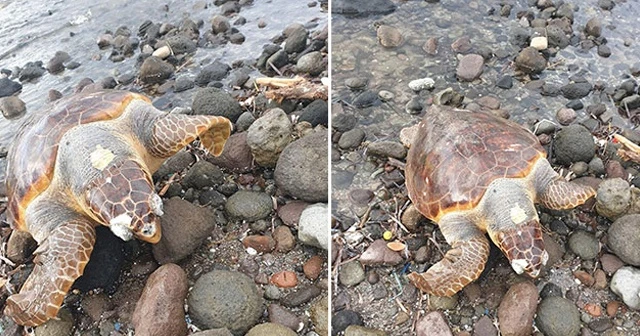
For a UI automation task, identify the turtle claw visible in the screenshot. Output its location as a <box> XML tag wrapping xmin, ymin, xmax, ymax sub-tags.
<box><xmin>4</xmin><ymin>220</ymin><xmax>95</xmax><ymax>326</ymax></box>
<box><xmin>408</xmin><ymin>236</ymin><xmax>490</xmax><ymax>297</ymax></box>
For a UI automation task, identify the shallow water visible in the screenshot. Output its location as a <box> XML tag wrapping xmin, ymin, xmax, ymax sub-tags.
<box><xmin>0</xmin><ymin>0</ymin><xmax>325</xmax><ymax>180</ymax></box>
<box><xmin>332</xmin><ymin>0</ymin><xmax>640</xmax><ymax>218</ymax></box>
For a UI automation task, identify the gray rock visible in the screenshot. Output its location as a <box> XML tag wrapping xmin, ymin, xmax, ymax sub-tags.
<box><xmin>274</xmin><ymin>130</ymin><xmax>328</xmax><ymax>202</ymax></box>
<box><xmin>153</xmin><ymin>150</ymin><xmax>195</xmax><ymax>180</ymax></box>
<box><xmin>415</xmin><ymin>311</ymin><xmax>453</xmax><ymax>336</ymax></box>
<box><xmin>0</xmin><ymin>96</ymin><xmax>26</xmax><ymax>119</ymax></box>
<box><xmin>298</xmin><ymin>203</ymin><xmax>329</xmax><ymax>249</ymax></box>
<box><xmin>139</xmin><ymin>56</ymin><xmax>174</xmax><ymax>84</ymax></box>
<box><xmin>188</xmin><ymin>270</ymin><xmax>263</xmax><ymax>335</ymax></box>
<box><xmin>174</xmin><ymin>76</ymin><xmax>195</xmax><ymax>92</ymax></box>
<box><xmin>585</xmin><ymin>18</ymin><xmax>602</xmax><ymax>37</ymax></box>
<box><xmin>246</xmin><ymin>323</ymin><xmax>296</xmax><ymax>336</ymax></box>
<box><xmin>561</xmin><ymin>82</ymin><xmax>593</xmax><ymax>100</ymax></box>
<box><xmin>192</xmin><ymin>88</ymin><xmax>243</xmax><ymax>122</ymax></box>
<box><xmin>596</xmin><ymin>178</ymin><xmax>631</xmax><ymax>219</ymax></box>
<box><xmin>535</xmin><ymin>296</ymin><xmax>581</xmax><ymax>336</ymax></box>
<box><xmin>598</xmin><ymin>45</ymin><xmax>611</xmax><ymax>58</ymax></box>
<box><xmin>35</xmin><ymin>308</ymin><xmax>74</xmax><ymax>336</ymax></box>
<box><xmin>310</xmin><ymin>296</ymin><xmax>329</xmax><ymax>336</ymax></box>
<box><xmin>546</xmin><ymin>25</ymin><xmax>569</xmax><ymax>49</ymax></box>
<box><xmin>456</xmin><ymin>54</ymin><xmax>484</xmax><ymax>82</ymax></box>
<box><xmin>0</xmin><ymin>77</ymin><xmax>22</xmax><ymax>98</ymax></box>
<box><xmin>267</xmin><ymin>50</ymin><xmax>289</xmax><ymax>69</ymax></box>
<box><xmin>211</xmin><ymin>15</ymin><xmax>231</xmax><ymax>34</ymax></box>
<box><xmin>610</xmin><ymin>266</ymin><xmax>640</xmax><ymax>310</ymax></box>
<box><xmin>332</xmin><ymin>111</ymin><xmax>357</xmax><ymax>132</ymax></box>
<box><xmin>621</xmin><ymin>95</ymin><xmax>640</xmax><ymax>110</ymax></box>
<box><xmin>280</xmin><ymin>286</ymin><xmax>322</xmax><ymax>307</ymax></box>
<box><xmin>339</xmin><ymin>261</ymin><xmax>365</xmax><ymax>286</ymax></box>
<box><xmin>345</xmin><ymin>77</ymin><xmax>368</xmax><ymax>89</ymax></box>
<box><xmin>267</xmin><ymin>304</ymin><xmax>302</xmax><ymax>332</ymax></box>
<box><xmin>339</xmin><ymin>128</ymin><xmax>366</xmax><ymax>149</ymax></box>
<box><xmin>556</xmin><ymin>107</ymin><xmax>577</xmax><ymax>125</ymax></box>
<box><xmin>332</xmin><ymin>310</ymin><xmax>364</xmax><ymax>335</ymax></box>
<box><xmin>376</xmin><ymin>25</ymin><xmax>403</xmax><ymax>48</ymax></box>
<box><xmin>496</xmin><ymin>76</ymin><xmax>513</xmax><ymax>89</ymax></box>
<box><xmin>19</xmin><ymin>62</ymin><xmax>46</xmax><ymax>82</ymax></box>
<box><xmin>246</xmin><ymin>108</ymin><xmax>292</xmax><ymax>167</ymax></box>
<box><xmin>345</xmin><ymin>325</ymin><xmax>387</xmax><ymax>336</ymax></box>
<box><xmin>515</xmin><ymin>47</ymin><xmax>546</xmax><ymax>74</ymax></box>
<box><xmin>152</xmin><ymin>198</ymin><xmax>217</xmax><ymax>264</ymax></box>
<box><xmin>6</xmin><ymin>230</ymin><xmax>36</xmax><ymax>264</ymax></box>
<box><xmin>568</xmin><ymin>230</ymin><xmax>599</xmax><ymax>260</ymax></box>
<box><xmin>163</xmin><ymin>35</ymin><xmax>197</xmax><ymax>54</ymax></box>
<box><xmin>599</xmin><ymin>0</ymin><xmax>615</xmax><ymax>10</ymax></box>
<box><xmin>195</xmin><ymin>61</ymin><xmax>231</xmax><ymax>86</ymax></box>
<box><xmin>191</xmin><ymin>329</ymin><xmax>234</xmax><ymax>336</ymax></box>
<box><xmin>553</xmin><ymin>124</ymin><xmax>596</xmax><ymax>165</ymax></box>
<box><xmin>352</xmin><ymin>90</ymin><xmax>379</xmax><ymax>108</ymax></box>
<box><xmin>46</xmin><ymin>51</ymin><xmax>70</xmax><ymax>74</ymax></box>
<box><xmin>296</xmin><ymin>51</ymin><xmax>324</xmax><ymax>76</ymax></box>
<box><xmin>236</xmin><ymin>112</ymin><xmax>256</xmax><ymax>132</ymax></box>
<box><xmin>182</xmin><ymin>160</ymin><xmax>224</xmax><ymax>189</ymax></box>
<box><xmin>367</xmin><ymin>141</ymin><xmax>407</xmax><ymax>159</ymax></box>
<box><xmin>359</xmin><ymin>239</ymin><xmax>403</xmax><ymax>266</ymax></box>
<box><xmin>225</xmin><ymin>191</ymin><xmax>273</xmax><ymax>221</ymax></box>
<box><xmin>284</xmin><ymin>26</ymin><xmax>308</xmax><ymax>54</ymax></box>
<box><xmin>608</xmin><ymin>214</ymin><xmax>640</xmax><ymax>266</ymax></box>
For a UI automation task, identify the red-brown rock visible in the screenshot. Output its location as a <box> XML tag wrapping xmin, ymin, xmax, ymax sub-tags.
<box><xmin>271</xmin><ymin>271</ymin><xmax>298</xmax><ymax>288</ymax></box>
<box><xmin>303</xmin><ymin>255</ymin><xmax>324</xmax><ymax>280</ymax></box>
<box><xmin>416</xmin><ymin>311</ymin><xmax>453</xmax><ymax>336</ymax></box>
<box><xmin>497</xmin><ymin>281</ymin><xmax>538</xmax><ymax>336</ymax></box>
<box><xmin>243</xmin><ymin>235</ymin><xmax>276</xmax><ymax>253</ymax></box>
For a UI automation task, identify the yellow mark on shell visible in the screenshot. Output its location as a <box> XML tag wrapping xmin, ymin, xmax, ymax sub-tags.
<box><xmin>510</xmin><ymin>204</ymin><xmax>527</xmax><ymax>224</ymax></box>
<box><xmin>90</xmin><ymin>145</ymin><xmax>115</xmax><ymax>170</ymax></box>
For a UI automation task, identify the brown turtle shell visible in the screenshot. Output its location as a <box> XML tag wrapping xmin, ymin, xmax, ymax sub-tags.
<box><xmin>6</xmin><ymin>90</ymin><xmax>150</xmax><ymax>230</ymax></box>
<box><xmin>406</xmin><ymin>106</ymin><xmax>545</xmax><ymax>222</ymax></box>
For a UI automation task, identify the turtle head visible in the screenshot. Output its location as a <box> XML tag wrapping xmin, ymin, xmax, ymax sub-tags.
<box><xmin>491</xmin><ymin>221</ymin><xmax>548</xmax><ymax>278</ymax></box>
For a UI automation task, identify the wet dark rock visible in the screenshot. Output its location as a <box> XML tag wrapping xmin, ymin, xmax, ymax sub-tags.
<box><xmin>266</xmin><ymin>50</ymin><xmax>289</xmax><ymax>70</ymax></box>
<box><xmin>299</xmin><ymin>99</ymin><xmax>328</xmax><ymax>127</ymax></box>
<box><xmin>182</xmin><ymin>160</ymin><xmax>224</xmax><ymax>189</ymax></box>
<box><xmin>585</xmin><ymin>18</ymin><xmax>602</xmax><ymax>37</ymax></box>
<box><xmin>0</xmin><ymin>78</ymin><xmax>22</xmax><ymax>98</ymax></box>
<box><xmin>565</xmin><ymin>100</ymin><xmax>583</xmax><ymax>111</ymax></box>
<box><xmin>553</xmin><ymin>124</ymin><xmax>596</xmax><ymax>165</ymax></box>
<box><xmin>515</xmin><ymin>47</ymin><xmax>546</xmax><ymax>74</ymax></box>
<box><xmin>153</xmin><ymin>150</ymin><xmax>195</xmax><ymax>180</ymax></box>
<box><xmin>296</xmin><ymin>51</ymin><xmax>324</xmax><ymax>76</ymax></box>
<box><xmin>608</xmin><ymin>214</ymin><xmax>640</xmax><ymax>266</ymax></box>
<box><xmin>456</xmin><ymin>54</ymin><xmax>484</xmax><ymax>81</ymax></box>
<box><xmin>332</xmin><ymin>310</ymin><xmax>364</xmax><ymax>335</ymax></box>
<box><xmin>568</xmin><ymin>230</ymin><xmax>599</xmax><ymax>260</ymax></box>
<box><xmin>46</xmin><ymin>51</ymin><xmax>70</xmax><ymax>74</ymax></box>
<box><xmin>546</xmin><ymin>25</ymin><xmax>569</xmax><ymax>49</ymax></box>
<box><xmin>352</xmin><ymin>90</ymin><xmax>379</xmax><ymax>108</ymax></box>
<box><xmin>561</xmin><ymin>82</ymin><xmax>592</xmax><ymax>100</ymax></box>
<box><xmin>275</xmin><ymin>130</ymin><xmax>328</xmax><ymax>202</ymax></box>
<box><xmin>132</xmin><ymin>264</ymin><xmax>188</xmax><ymax>336</ymax></box>
<box><xmin>192</xmin><ymin>87</ymin><xmax>243</xmax><ymax>122</ymax></box>
<box><xmin>496</xmin><ymin>76</ymin><xmax>513</xmax><ymax>89</ymax></box>
<box><xmin>540</xmin><ymin>283</ymin><xmax>563</xmax><ymax>299</ymax></box>
<box><xmin>586</xmin><ymin>103</ymin><xmax>606</xmax><ymax>117</ymax></box>
<box><xmin>621</xmin><ymin>95</ymin><xmax>640</xmax><ymax>110</ymax></box>
<box><xmin>139</xmin><ymin>56</ymin><xmax>174</xmax><ymax>84</ymax></box>
<box><xmin>188</xmin><ymin>270</ymin><xmax>263</xmax><ymax>335</ymax></box>
<box><xmin>599</xmin><ymin>0</ymin><xmax>615</xmax><ymax>10</ymax></box>
<box><xmin>498</xmin><ymin>281</ymin><xmax>538</xmax><ymax>336</ymax></box>
<box><xmin>536</xmin><ymin>296</ymin><xmax>581</xmax><ymax>336</ymax></box>
<box><xmin>162</xmin><ymin>35</ymin><xmax>197</xmax><ymax>55</ymax></box>
<box><xmin>18</xmin><ymin>62</ymin><xmax>46</xmax><ymax>82</ymax></box>
<box><xmin>195</xmin><ymin>61</ymin><xmax>231</xmax><ymax>86</ymax></box>
<box><xmin>6</xmin><ymin>231</ymin><xmax>36</xmax><ymax>264</ymax></box>
<box><xmin>345</xmin><ymin>77</ymin><xmax>368</xmax><ymax>90</ymax></box>
<box><xmin>423</xmin><ymin>37</ymin><xmax>438</xmax><ymax>55</ymax></box>
<box><xmin>589</xmin><ymin>318</ymin><xmax>613</xmax><ymax>332</ymax></box>
<box><xmin>367</xmin><ymin>141</ymin><xmax>406</xmax><ymax>159</ymax></box>
<box><xmin>174</xmin><ymin>75</ymin><xmax>195</xmax><ymax>92</ymax></box>
<box><xmin>0</xmin><ymin>96</ymin><xmax>26</xmax><ymax>119</ymax></box>
<box><xmin>598</xmin><ymin>45</ymin><xmax>611</xmax><ymax>58</ymax></box>
<box><xmin>510</xmin><ymin>27</ymin><xmax>531</xmax><ymax>48</ymax></box>
<box><xmin>332</xmin><ymin>111</ymin><xmax>357</xmax><ymax>132</ymax></box>
<box><xmin>246</xmin><ymin>108</ymin><xmax>292</xmax><ymax>167</ymax></box>
<box><xmin>332</xmin><ymin>0</ymin><xmax>396</xmax><ymax>16</ymax></box>
<box><xmin>152</xmin><ymin>198</ymin><xmax>217</xmax><ymax>264</ymax></box>
<box><xmin>284</xmin><ymin>26</ymin><xmax>308</xmax><ymax>54</ymax></box>
<box><xmin>235</xmin><ymin>112</ymin><xmax>255</xmax><ymax>132</ymax></box>
<box><xmin>74</xmin><ymin>226</ymin><xmax>123</xmax><ymax>292</ymax></box>
<box><xmin>34</xmin><ymin>308</ymin><xmax>74</xmax><ymax>336</ymax></box>
<box><xmin>405</xmin><ymin>97</ymin><xmax>423</xmax><ymax>114</ymax></box>
<box><xmin>229</xmin><ymin>32</ymin><xmax>245</xmax><ymax>44</ymax></box>
<box><xmin>281</xmin><ymin>285</ymin><xmax>322</xmax><ymax>307</ymax></box>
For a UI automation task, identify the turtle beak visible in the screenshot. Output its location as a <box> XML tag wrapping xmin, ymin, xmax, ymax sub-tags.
<box><xmin>493</xmin><ymin>221</ymin><xmax>547</xmax><ymax>278</ymax></box>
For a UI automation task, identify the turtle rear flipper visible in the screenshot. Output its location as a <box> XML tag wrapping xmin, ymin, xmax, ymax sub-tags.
<box><xmin>408</xmin><ymin>218</ymin><xmax>489</xmax><ymax>296</ymax></box>
<box><xmin>4</xmin><ymin>214</ymin><xmax>95</xmax><ymax>326</ymax></box>
<box><xmin>538</xmin><ymin>178</ymin><xmax>596</xmax><ymax>210</ymax></box>
<box><xmin>148</xmin><ymin>114</ymin><xmax>232</xmax><ymax>158</ymax></box>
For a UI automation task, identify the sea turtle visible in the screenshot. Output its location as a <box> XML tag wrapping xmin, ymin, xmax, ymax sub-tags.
<box><xmin>3</xmin><ymin>90</ymin><xmax>231</xmax><ymax>326</ymax></box>
<box><xmin>405</xmin><ymin>105</ymin><xmax>595</xmax><ymax>296</ymax></box>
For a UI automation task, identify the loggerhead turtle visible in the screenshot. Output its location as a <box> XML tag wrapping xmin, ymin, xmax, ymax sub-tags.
<box><xmin>3</xmin><ymin>90</ymin><xmax>231</xmax><ymax>326</ymax></box>
<box><xmin>405</xmin><ymin>105</ymin><xmax>595</xmax><ymax>296</ymax></box>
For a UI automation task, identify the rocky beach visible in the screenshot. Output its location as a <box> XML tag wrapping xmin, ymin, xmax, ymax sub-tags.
<box><xmin>332</xmin><ymin>0</ymin><xmax>640</xmax><ymax>335</ymax></box>
<box><xmin>0</xmin><ymin>0</ymin><xmax>328</xmax><ymax>335</ymax></box>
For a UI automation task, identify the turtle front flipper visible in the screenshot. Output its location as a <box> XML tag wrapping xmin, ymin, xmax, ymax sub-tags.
<box><xmin>537</xmin><ymin>178</ymin><xmax>596</xmax><ymax>210</ymax></box>
<box><xmin>4</xmin><ymin>211</ymin><xmax>95</xmax><ymax>326</ymax></box>
<box><xmin>408</xmin><ymin>217</ymin><xmax>490</xmax><ymax>297</ymax></box>
<box><xmin>148</xmin><ymin>114</ymin><xmax>232</xmax><ymax>158</ymax></box>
